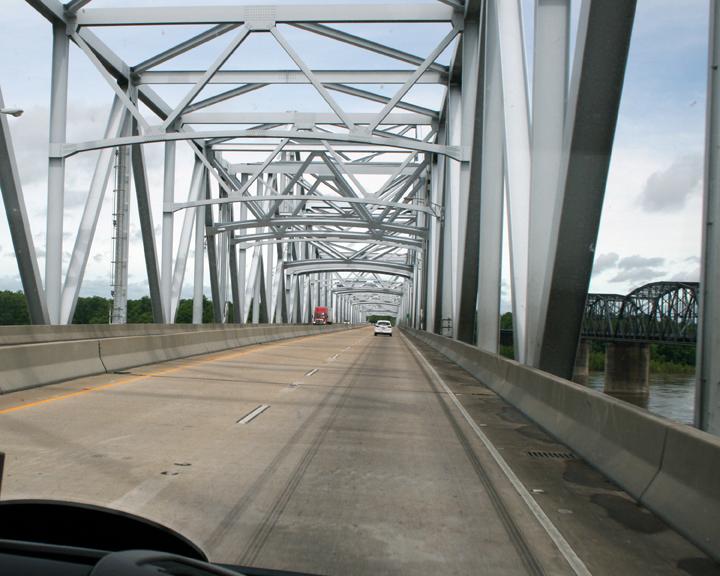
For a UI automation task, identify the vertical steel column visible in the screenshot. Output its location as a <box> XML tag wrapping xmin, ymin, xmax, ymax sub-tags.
<box><xmin>193</xmin><ymin>201</ymin><xmax>204</xmax><ymax>324</ymax></box>
<box><xmin>219</xmin><ymin>200</ymin><xmax>229</xmax><ymax>323</ymax></box>
<box><xmin>427</xmin><ymin>128</ymin><xmax>446</xmax><ymax>333</ymax></box>
<box><xmin>497</xmin><ymin>0</ymin><xmax>532</xmax><ymax>363</ymax></box>
<box><xmin>204</xmin><ymin>171</ymin><xmax>223</xmax><ymax>323</ymax></box>
<box><xmin>235</xmin><ymin>180</ymin><xmax>248</xmax><ymax>323</ymax></box>
<box><xmin>439</xmin><ymin>89</ymin><xmax>461</xmax><ymax>333</ymax></box>
<box><xmin>476</xmin><ymin>0</ymin><xmax>505</xmax><ymax>353</ymax></box>
<box><xmin>131</xmin><ymin>119</ymin><xmax>164</xmax><ymax>324</ymax></box>
<box><xmin>263</xmin><ymin>242</ymin><xmax>271</xmax><ymax>322</ymax></box>
<box><xmin>445</xmin><ymin>87</ymin><xmax>462</xmax><ymax>334</ymax></box>
<box><xmin>525</xmin><ymin>0</ymin><xmax>570</xmax><ymax>366</ymax></box>
<box><xmin>161</xmin><ymin>140</ymin><xmax>176</xmax><ymax>322</ymax></box>
<box><xmin>324</xmin><ymin>273</ymin><xmax>330</xmax><ymax>308</ymax></box>
<box><xmin>45</xmin><ymin>23</ymin><xmax>69</xmax><ymax>325</ymax></box>
<box><xmin>456</xmin><ymin>12</ymin><xmax>486</xmax><ymax>344</ymax></box>
<box><xmin>252</xmin><ymin>254</ymin><xmax>261</xmax><ymax>323</ymax></box>
<box><xmin>0</xmin><ymin>85</ymin><xmax>49</xmax><ymax>324</ymax></box>
<box><xmin>538</xmin><ymin>0</ymin><xmax>637</xmax><ymax>380</ymax></box>
<box><xmin>697</xmin><ymin>0</ymin><xmax>720</xmax><ymax>434</ymax></box>
<box><xmin>425</xmin><ymin>162</ymin><xmax>439</xmax><ymax>330</ymax></box>
<box><xmin>170</xmin><ymin>159</ymin><xmax>205</xmax><ymax>320</ymax></box>
<box><xmin>302</xmin><ymin>275</ymin><xmax>310</xmax><ymax>323</ymax></box>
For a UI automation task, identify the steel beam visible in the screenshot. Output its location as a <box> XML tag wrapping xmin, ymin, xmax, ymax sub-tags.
<box><xmin>74</xmin><ymin>5</ymin><xmax>455</xmax><ymax>26</ymax></box>
<box><xmin>133</xmin><ymin>24</ymin><xmax>242</xmax><ymax>74</ymax></box>
<box><xmin>181</xmin><ymin>112</ymin><xmax>435</xmax><ymax>126</ymax></box>
<box><xmin>285</xmin><ymin>259</ymin><xmax>413</xmax><ymax>278</ymax></box>
<box><xmin>697</xmin><ymin>0</ymin><xmax>720</xmax><ymax>435</ymax></box>
<box><xmin>525</xmin><ymin>0</ymin><xmax>570</xmax><ymax>366</ymax></box>
<box><xmin>537</xmin><ymin>0</ymin><xmax>637</xmax><ymax>380</ymax></box>
<box><xmin>456</xmin><ymin>12</ymin><xmax>485</xmax><ymax>344</ymax></box>
<box><xmin>138</xmin><ymin>70</ymin><xmax>446</xmax><ymax>86</ymax></box>
<box><xmin>205</xmin><ymin>171</ymin><xmax>223</xmax><ymax>323</ymax></box>
<box><xmin>497</xmin><ymin>0</ymin><xmax>532</xmax><ymax>362</ymax></box>
<box><xmin>0</xmin><ymin>85</ymin><xmax>49</xmax><ymax>324</ymax></box>
<box><xmin>45</xmin><ymin>22</ymin><xmax>69</xmax><ymax>325</ymax></box>
<box><xmin>161</xmin><ymin>140</ymin><xmax>176</xmax><ymax>322</ymax></box>
<box><xmin>50</xmin><ymin>128</ymin><xmax>465</xmax><ymax>162</ymax></box>
<box><xmin>170</xmin><ymin>158</ymin><xmax>204</xmax><ymax>320</ymax></box>
<box><xmin>193</xmin><ymin>200</ymin><xmax>204</xmax><ymax>324</ymax></box>
<box><xmin>131</xmin><ymin>119</ymin><xmax>165</xmax><ymax>324</ymax></box>
<box><xmin>475</xmin><ymin>0</ymin><xmax>505</xmax><ymax>353</ymax></box>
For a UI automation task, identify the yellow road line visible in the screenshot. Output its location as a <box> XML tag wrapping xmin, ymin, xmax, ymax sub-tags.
<box><xmin>0</xmin><ymin>329</ymin><xmax>366</xmax><ymax>416</ymax></box>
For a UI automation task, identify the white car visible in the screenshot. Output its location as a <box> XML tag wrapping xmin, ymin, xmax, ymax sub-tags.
<box><xmin>374</xmin><ymin>320</ymin><xmax>393</xmax><ymax>337</ymax></box>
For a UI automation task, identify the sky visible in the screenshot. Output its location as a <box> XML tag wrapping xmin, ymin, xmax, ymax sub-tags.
<box><xmin>0</xmin><ymin>0</ymin><xmax>712</xmax><ymax>313</ymax></box>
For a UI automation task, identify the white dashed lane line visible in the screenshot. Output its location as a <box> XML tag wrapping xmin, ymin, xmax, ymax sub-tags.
<box><xmin>237</xmin><ymin>405</ymin><xmax>270</xmax><ymax>424</ymax></box>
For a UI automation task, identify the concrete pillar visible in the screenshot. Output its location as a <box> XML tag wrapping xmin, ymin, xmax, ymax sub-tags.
<box><xmin>573</xmin><ymin>339</ymin><xmax>590</xmax><ymax>384</ymax></box>
<box><xmin>604</xmin><ymin>342</ymin><xmax>650</xmax><ymax>399</ymax></box>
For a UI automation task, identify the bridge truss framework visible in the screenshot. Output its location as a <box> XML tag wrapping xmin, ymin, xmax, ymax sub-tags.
<box><xmin>2</xmin><ymin>0</ymin><xmax>720</xmax><ymax>434</ymax></box>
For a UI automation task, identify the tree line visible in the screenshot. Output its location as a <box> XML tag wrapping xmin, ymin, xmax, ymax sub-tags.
<box><xmin>0</xmin><ymin>290</ymin><xmax>234</xmax><ymax>325</ymax></box>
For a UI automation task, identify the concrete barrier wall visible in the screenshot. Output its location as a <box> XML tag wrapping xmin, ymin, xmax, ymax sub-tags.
<box><xmin>403</xmin><ymin>327</ymin><xmax>720</xmax><ymax>563</ymax></box>
<box><xmin>0</xmin><ymin>323</ymin><xmax>220</xmax><ymax>347</ymax></box>
<box><xmin>0</xmin><ymin>324</ymin><xmax>358</xmax><ymax>395</ymax></box>
<box><xmin>0</xmin><ymin>340</ymin><xmax>106</xmax><ymax>394</ymax></box>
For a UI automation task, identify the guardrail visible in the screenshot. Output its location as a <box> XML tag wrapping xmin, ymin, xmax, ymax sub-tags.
<box><xmin>0</xmin><ymin>324</ymin><xmax>359</xmax><ymax>395</ymax></box>
<box><xmin>402</xmin><ymin>326</ymin><xmax>720</xmax><ymax>563</ymax></box>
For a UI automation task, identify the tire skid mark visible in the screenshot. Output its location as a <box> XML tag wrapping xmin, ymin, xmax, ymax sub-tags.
<box><xmin>203</xmin><ymin>383</ymin><xmax>339</xmax><ymax>554</ymax></box>
<box><xmin>400</xmin><ymin>336</ymin><xmax>546</xmax><ymax>576</ymax></box>
<box><xmin>235</xmin><ymin>338</ymin><xmax>374</xmax><ymax>566</ymax></box>
<box><xmin>205</xmin><ymin>332</ymin><xmax>371</xmax><ymax>557</ymax></box>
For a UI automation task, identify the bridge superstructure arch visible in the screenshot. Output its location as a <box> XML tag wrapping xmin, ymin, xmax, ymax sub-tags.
<box><xmin>4</xmin><ymin>1</ymin><xmax>720</xmax><ymax>431</ymax></box>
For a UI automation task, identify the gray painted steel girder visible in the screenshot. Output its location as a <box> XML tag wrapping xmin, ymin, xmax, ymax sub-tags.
<box><xmin>285</xmin><ymin>259</ymin><xmax>413</xmax><ymax>278</ymax></box>
<box><xmin>213</xmin><ymin>218</ymin><xmax>428</xmax><ymax>239</ymax></box>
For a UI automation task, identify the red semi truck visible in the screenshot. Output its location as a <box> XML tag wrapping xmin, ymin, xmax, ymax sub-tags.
<box><xmin>313</xmin><ymin>306</ymin><xmax>333</xmax><ymax>325</ymax></box>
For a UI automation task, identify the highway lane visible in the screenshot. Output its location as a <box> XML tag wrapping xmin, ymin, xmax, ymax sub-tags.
<box><xmin>0</xmin><ymin>326</ymin><xmax>713</xmax><ymax>575</ymax></box>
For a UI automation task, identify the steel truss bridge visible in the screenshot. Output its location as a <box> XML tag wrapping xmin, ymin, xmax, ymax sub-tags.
<box><xmin>1</xmin><ymin>0</ymin><xmax>720</xmax><ymax>433</ymax></box>
<box><xmin>582</xmin><ymin>282</ymin><xmax>699</xmax><ymax>345</ymax></box>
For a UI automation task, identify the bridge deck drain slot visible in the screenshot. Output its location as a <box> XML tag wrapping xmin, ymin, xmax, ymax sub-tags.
<box><xmin>525</xmin><ymin>451</ymin><xmax>578</xmax><ymax>459</ymax></box>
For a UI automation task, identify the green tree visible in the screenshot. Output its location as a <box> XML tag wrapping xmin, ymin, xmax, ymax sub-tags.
<box><xmin>72</xmin><ymin>296</ymin><xmax>111</xmax><ymax>324</ymax></box>
<box><xmin>500</xmin><ymin>311</ymin><xmax>513</xmax><ymax>330</ymax></box>
<box><xmin>589</xmin><ymin>341</ymin><xmax>606</xmax><ymax>371</ymax></box>
<box><xmin>499</xmin><ymin>345</ymin><xmax>514</xmax><ymax>360</ymax></box>
<box><xmin>175</xmin><ymin>298</ymin><xmax>194</xmax><ymax>323</ymax></box>
<box><xmin>127</xmin><ymin>296</ymin><xmax>154</xmax><ymax>323</ymax></box>
<box><xmin>175</xmin><ymin>296</ymin><xmax>233</xmax><ymax>323</ymax></box>
<box><xmin>0</xmin><ymin>290</ymin><xmax>30</xmax><ymax>325</ymax></box>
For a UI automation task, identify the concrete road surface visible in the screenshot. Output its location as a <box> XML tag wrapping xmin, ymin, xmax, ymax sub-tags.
<box><xmin>0</xmin><ymin>327</ymin><xmax>716</xmax><ymax>576</ymax></box>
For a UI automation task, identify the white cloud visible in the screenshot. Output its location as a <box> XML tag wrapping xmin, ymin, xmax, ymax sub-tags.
<box><xmin>637</xmin><ymin>154</ymin><xmax>703</xmax><ymax>212</ymax></box>
<box><xmin>609</xmin><ymin>254</ymin><xmax>667</xmax><ymax>284</ymax></box>
<box><xmin>609</xmin><ymin>268</ymin><xmax>667</xmax><ymax>284</ymax></box>
<box><xmin>669</xmin><ymin>267</ymin><xmax>701</xmax><ymax>282</ymax></box>
<box><xmin>592</xmin><ymin>252</ymin><xmax>619</xmax><ymax>276</ymax></box>
<box><xmin>617</xmin><ymin>255</ymin><xmax>665</xmax><ymax>269</ymax></box>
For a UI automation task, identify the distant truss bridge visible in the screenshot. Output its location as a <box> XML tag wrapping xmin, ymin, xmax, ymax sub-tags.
<box><xmin>581</xmin><ymin>282</ymin><xmax>699</xmax><ymax>345</ymax></box>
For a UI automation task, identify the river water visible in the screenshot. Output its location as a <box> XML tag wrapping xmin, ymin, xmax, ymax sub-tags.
<box><xmin>585</xmin><ymin>372</ymin><xmax>696</xmax><ymax>425</ymax></box>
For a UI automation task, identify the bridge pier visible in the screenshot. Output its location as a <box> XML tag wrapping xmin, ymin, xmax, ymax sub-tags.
<box><xmin>604</xmin><ymin>342</ymin><xmax>650</xmax><ymax>402</ymax></box>
<box><xmin>573</xmin><ymin>339</ymin><xmax>590</xmax><ymax>384</ymax></box>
